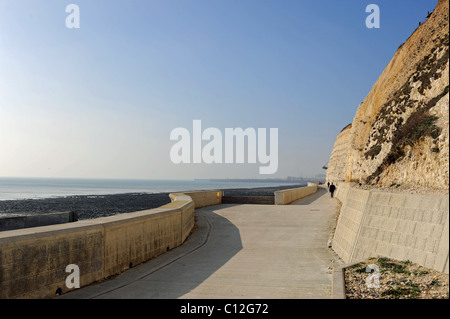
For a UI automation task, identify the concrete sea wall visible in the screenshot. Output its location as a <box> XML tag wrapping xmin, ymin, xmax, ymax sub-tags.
<box><xmin>332</xmin><ymin>183</ymin><xmax>449</xmax><ymax>274</ymax></box>
<box><xmin>184</xmin><ymin>190</ymin><xmax>223</xmax><ymax>208</ymax></box>
<box><xmin>274</xmin><ymin>185</ymin><xmax>318</xmax><ymax>205</ymax></box>
<box><xmin>0</xmin><ymin>190</ymin><xmax>220</xmax><ymax>299</ymax></box>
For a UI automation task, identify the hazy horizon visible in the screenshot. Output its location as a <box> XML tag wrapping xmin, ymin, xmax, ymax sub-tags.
<box><xmin>0</xmin><ymin>175</ymin><xmax>325</xmax><ymax>181</ymax></box>
<box><xmin>0</xmin><ymin>0</ymin><xmax>438</xmax><ymax>180</ymax></box>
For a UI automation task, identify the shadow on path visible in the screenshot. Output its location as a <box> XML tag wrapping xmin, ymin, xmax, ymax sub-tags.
<box><xmin>59</xmin><ymin>207</ymin><xmax>243</xmax><ymax>299</ymax></box>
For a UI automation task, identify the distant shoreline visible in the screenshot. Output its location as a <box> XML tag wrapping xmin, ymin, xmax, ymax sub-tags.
<box><xmin>0</xmin><ymin>177</ymin><xmax>315</xmax><ymax>201</ymax></box>
<box><xmin>202</xmin><ymin>178</ymin><xmax>323</xmax><ymax>183</ymax></box>
<box><xmin>0</xmin><ymin>184</ymin><xmax>305</xmax><ymax>221</ymax></box>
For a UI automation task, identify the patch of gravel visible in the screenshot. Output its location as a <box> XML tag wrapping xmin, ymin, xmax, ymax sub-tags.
<box><xmin>0</xmin><ymin>193</ymin><xmax>172</xmax><ymax>220</ymax></box>
<box><xmin>344</xmin><ymin>257</ymin><xmax>449</xmax><ymax>299</ymax></box>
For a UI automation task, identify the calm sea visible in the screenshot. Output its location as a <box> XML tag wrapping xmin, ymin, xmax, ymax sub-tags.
<box><xmin>0</xmin><ymin>177</ymin><xmax>298</xmax><ymax>201</ymax></box>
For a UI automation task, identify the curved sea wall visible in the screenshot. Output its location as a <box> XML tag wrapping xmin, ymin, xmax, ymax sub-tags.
<box><xmin>184</xmin><ymin>190</ymin><xmax>223</xmax><ymax>208</ymax></box>
<box><xmin>274</xmin><ymin>185</ymin><xmax>318</xmax><ymax>205</ymax></box>
<box><xmin>0</xmin><ymin>190</ymin><xmax>221</xmax><ymax>299</ymax></box>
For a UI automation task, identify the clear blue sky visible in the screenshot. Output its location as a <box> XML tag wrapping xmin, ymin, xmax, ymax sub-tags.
<box><xmin>0</xmin><ymin>0</ymin><xmax>438</xmax><ymax>180</ymax></box>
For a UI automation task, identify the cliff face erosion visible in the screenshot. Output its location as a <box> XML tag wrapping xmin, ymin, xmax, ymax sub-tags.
<box><xmin>327</xmin><ymin>0</ymin><xmax>449</xmax><ymax>191</ymax></box>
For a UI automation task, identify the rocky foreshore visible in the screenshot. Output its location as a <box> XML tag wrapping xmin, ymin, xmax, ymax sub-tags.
<box><xmin>0</xmin><ymin>185</ymin><xmax>304</xmax><ymax>220</ymax></box>
<box><xmin>344</xmin><ymin>257</ymin><xmax>449</xmax><ymax>299</ymax></box>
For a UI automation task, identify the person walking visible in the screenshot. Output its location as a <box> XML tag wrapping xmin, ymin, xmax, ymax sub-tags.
<box><xmin>329</xmin><ymin>183</ymin><xmax>336</xmax><ymax>198</ymax></box>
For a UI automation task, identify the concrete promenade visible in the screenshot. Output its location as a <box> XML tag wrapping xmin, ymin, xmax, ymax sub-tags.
<box><xmin>60</xmin><ymin>186</ymin><xmax>340</xmax><ymax>299</ymax></box>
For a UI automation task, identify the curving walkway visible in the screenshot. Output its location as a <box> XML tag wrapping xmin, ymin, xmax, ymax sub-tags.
<box><xmin>60</xmin><ymin>186</ymin><xmax>340</xmax><ymax>299</ymax></box>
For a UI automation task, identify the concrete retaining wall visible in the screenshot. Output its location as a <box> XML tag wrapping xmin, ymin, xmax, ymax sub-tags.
<box><xmin>334</xmin><ymin>182</ymin><xmax>351</xmax><ymax>203</ymax></box>
<box><xmin>332</xmin><ymin>183</ymin><xmax>449</xmax><ymax>274</ymax></box>
<box><xmin>274</xmin><ymin>185</ymin><xmax>318</xmax><ymax>205</ymax></box>
<box><xmin>0</xmin><ymin>191</ymin><xmax>215</xmax><ymax>299</ymax></box>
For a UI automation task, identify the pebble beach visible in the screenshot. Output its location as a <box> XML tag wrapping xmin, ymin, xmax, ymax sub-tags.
<box><xmin>0</xmin><ymin>185</ymin><xmax>303</xmax><ymax>220</ymax></box>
